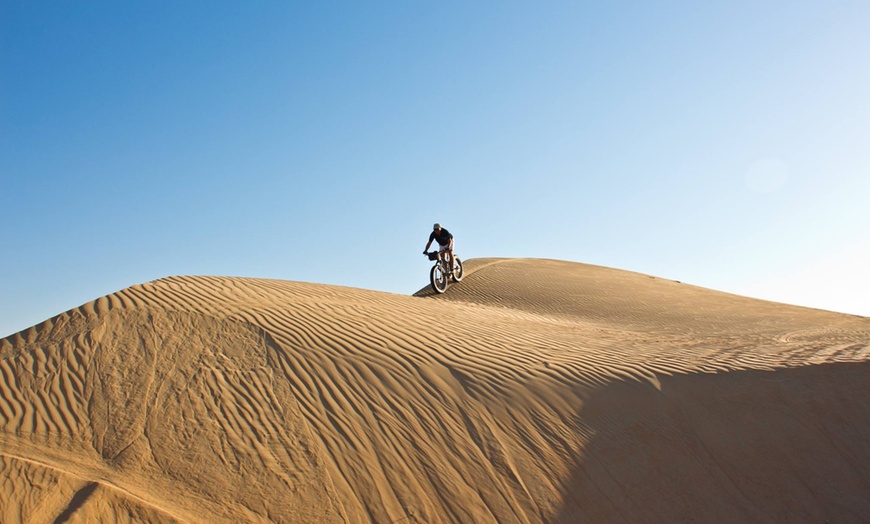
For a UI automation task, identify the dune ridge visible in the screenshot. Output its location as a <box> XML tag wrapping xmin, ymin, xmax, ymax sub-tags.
<box><xmin>2</xmin><ymin>258</ymin><xmax>869</xmax><ymax>522</ymax></box>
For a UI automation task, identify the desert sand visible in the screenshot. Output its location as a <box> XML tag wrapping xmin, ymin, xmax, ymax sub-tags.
<box><xmin>1</xmin><ymin>258</ymin><xmax>869</xmax><ymax>523</ymax></box>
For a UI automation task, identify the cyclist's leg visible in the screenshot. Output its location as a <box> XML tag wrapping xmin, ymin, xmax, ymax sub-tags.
<box><xmin>438</xmin><ymin>244</ymin><xmax>450</xmax><ymax>270</ymax></box>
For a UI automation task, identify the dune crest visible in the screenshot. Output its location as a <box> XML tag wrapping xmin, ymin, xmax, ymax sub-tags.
<box><xmin>2</xmin><ymin>259</ymin><xmax>869</xmax><ymax>522</ymax></box>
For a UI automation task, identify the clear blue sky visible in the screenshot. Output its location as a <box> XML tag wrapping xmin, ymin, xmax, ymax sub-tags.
<box><xmin>2</xmin><ymin>1</ymin><xmax>869</xmax><ymax>337</ymax></box>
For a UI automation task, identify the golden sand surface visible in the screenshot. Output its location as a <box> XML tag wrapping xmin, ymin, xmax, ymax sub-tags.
<box><xmin>2</xmin><ymin>259</ymin><xmax>869</xmax><ymax>523</ymax></box>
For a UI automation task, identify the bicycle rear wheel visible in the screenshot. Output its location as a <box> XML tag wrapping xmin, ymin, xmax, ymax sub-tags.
<box><xmin>451</xmin><ymin>257</ymin><xmax>463</xmax><ymax>282</ymax></box>
<box><xmin>430</xmin><ymin>264</ymin><xmax>448</xmax><ymax>294</ymax></box>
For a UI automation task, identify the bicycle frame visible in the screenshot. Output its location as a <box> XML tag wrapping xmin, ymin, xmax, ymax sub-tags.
<box><xmin>426</xmin><ymin>249</ymin><xmax>463</xmax><ymax>294</ymax></box>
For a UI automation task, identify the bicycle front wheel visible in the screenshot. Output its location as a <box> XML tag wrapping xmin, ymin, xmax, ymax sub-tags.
<box><xmin>430</xmin><ymin>264</ymin><xmax>448</xmax><ymax>294</ymax></box>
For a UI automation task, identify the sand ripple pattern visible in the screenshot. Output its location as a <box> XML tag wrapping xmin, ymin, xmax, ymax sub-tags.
<box><xmin>1</xmin><ymin>259</ymin><xmax>869</xmax><ymax>523</ymax></box>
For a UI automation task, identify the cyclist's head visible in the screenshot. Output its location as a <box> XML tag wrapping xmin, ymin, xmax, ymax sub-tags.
<box><xmin>433</xmin><ymin>223</ymin><xmax>442</xmax><ymax>231</ymax></box>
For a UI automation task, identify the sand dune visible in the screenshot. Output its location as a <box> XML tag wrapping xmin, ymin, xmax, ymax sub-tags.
<box><xmin>2</xmin><ymin>258</ymin><xmax>869</xmax><ymax>523</ymax></box>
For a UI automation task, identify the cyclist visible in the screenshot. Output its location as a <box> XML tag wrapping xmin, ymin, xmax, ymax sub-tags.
<box><xmin>424</xmin><ymin>223</ymin><xmax>455</xmax><ymax>270</ymax></box>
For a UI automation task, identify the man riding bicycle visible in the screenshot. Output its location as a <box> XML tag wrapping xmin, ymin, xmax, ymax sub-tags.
<box><xmin>424</xmin><ymin>223</ymin><xmax>455</xmax><ymax>269</ymax></box>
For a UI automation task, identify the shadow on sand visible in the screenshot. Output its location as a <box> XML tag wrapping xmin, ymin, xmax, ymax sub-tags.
<box><xmin>554</xmin><ymin>361</ymin><xmax>870</xmax><ymax>523</ymax></box>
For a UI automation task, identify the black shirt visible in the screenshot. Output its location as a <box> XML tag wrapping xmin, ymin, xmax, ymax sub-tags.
<box><xmin>429</xmin><ymin>228</ymin><xmax>453</xmax><ymax>246</ymax></box>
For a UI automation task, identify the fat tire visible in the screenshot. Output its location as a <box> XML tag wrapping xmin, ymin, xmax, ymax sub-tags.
<box><xmin>451</xmin><ymin>258</ymin><xmax>464</xmax><ymax>282</ymax></box>
<box><xmin>430</xmin><ymin>264</ymin><xmax>448</xmax><ymax>294</ymax></box>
